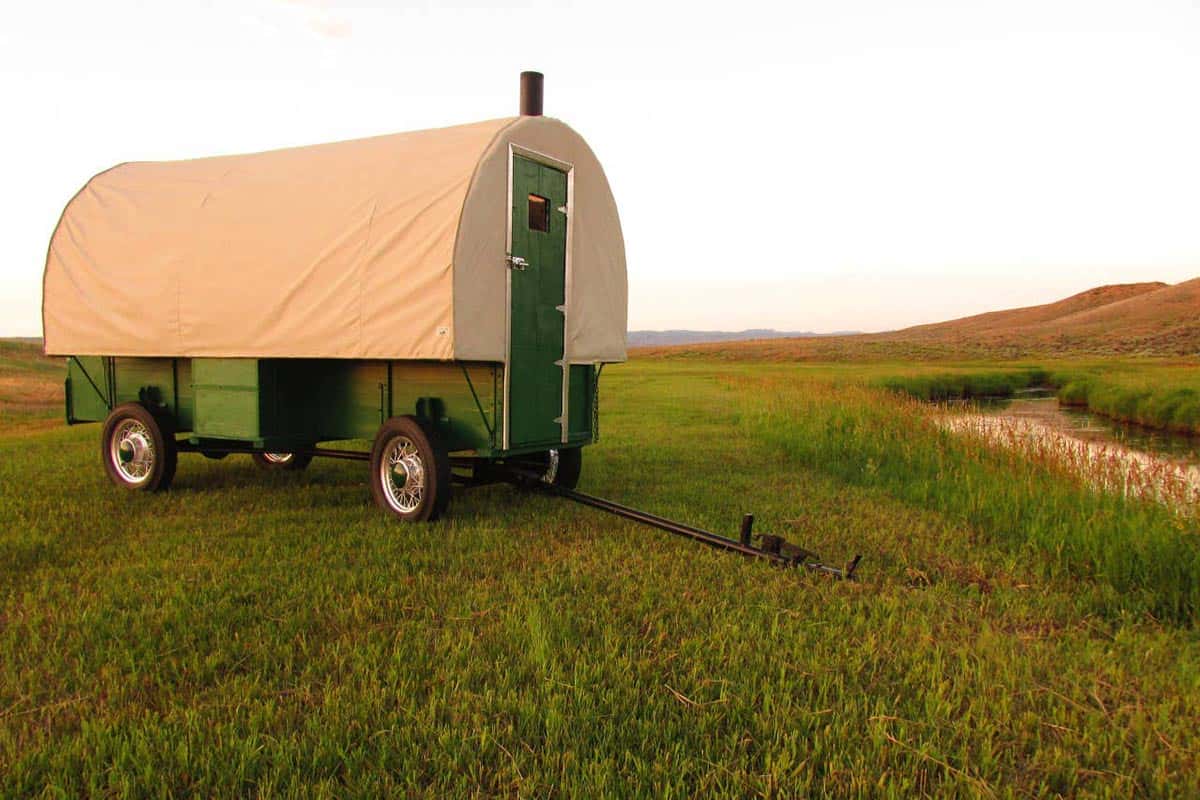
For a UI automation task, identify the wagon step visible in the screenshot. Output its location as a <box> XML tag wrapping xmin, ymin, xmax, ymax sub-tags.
<box><xmin>514</xmin><ymin>473</ymin><xmax>861</xmax><ymax>579</ymax></box>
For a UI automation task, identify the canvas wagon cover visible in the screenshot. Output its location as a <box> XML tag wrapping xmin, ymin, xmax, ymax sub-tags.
<box><xmin>43</xmin><ymin>115</ymin><xmax>626</xmax><ymax>363</ymax></box>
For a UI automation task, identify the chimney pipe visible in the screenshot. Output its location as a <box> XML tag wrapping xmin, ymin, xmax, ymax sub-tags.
<box><xmin>520</xmin><ymin>71</ymin><xmax>544</xmax><ymax>116</ymax></box>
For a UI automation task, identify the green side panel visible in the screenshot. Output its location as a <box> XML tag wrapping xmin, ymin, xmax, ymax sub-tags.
<box><xmin>112</xmin><ymin>358</ymin><xmax>177</xmax><ymax>409</ymax></box>
<box><xmin>66</xmin><ymin>356</ymin><xmax>193</xmax><ymax>430</ymax></box>
<box><xmin>325</xmin><ymin>361</ymin><xmax>388</xmax><ymax>439</ymax></box>
<box><xmin>192</xmin><ymin>358</ymin><xmax>261</xmax><ymax>440</ymax></box>
<box><xmin>390</xmin><ymin>361</ymin><xmax>500</xmax><ymax>453</ymax></box>
<box><xmin>67</xmin><ymin>355</ymin><xmax>502</xmax><ymax>449</ymax></box>
<box><xmin>509</xmin><ymin>156</ymin><xmax>568</xmax><ymax>448</ymax></box>
<box><xmin>66</xmin><ymin>356</ymin><xmax>109</xmax><ymax>422</ymax></box>
<box><xmin>263</xmin><ymin>359</ymin><xmax>388</xmax><ymax>443</ymax></box>
<box><xmin>567</xmin><ymin>364</ymin><xmax>595</xmax><ymax>443</ymax></box>
<box><xmin>201</xmin><ymin>359</ymin><xmax>503</xmax><ymax>452</ymax></box>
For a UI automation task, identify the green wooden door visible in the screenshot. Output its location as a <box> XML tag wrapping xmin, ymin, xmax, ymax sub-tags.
<box><xmin>508</xmin><ymin>156</ymin><xmax>568</xmax><ymax>448</ymax></box>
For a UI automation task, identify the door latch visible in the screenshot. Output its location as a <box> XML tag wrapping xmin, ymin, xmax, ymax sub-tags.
<box><xmin>506</xmin><ymin>255</ymin><xmax>528</xmax><ymax>271</ymax></box>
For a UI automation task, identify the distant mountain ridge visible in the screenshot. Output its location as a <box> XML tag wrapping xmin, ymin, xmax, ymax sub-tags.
<box><xmin>632</xmin><ymin>278</ymin><xmax>1200</xmax><ymax>360</ymax></box>
<box><xmin>627</xmin><ymin>329</ymin><xmax>858</xmax><ymax>348</ymax></box>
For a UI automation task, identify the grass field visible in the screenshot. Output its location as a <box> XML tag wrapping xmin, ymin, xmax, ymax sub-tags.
<box><xmin>0</xmin><ymin>341</ymin><xmax>62</xmax><ymax>434</ymax></box>
<box><xmin>3</xmin><ymin>349</ymin><xmax>1200</xmax><ymax>797</ymax></box>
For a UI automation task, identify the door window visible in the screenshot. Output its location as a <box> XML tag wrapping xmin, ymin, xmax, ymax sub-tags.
<box><xmin>528</xmin><ymin>194</ymin><xmax>550</xmax><ymax>232</ymax></box>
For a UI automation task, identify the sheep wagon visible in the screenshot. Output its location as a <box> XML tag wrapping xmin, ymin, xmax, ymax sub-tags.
<box><xmin>42</xmin><ymin>73</ymin><xmax>626</xmax><ymax>522</ymax></box>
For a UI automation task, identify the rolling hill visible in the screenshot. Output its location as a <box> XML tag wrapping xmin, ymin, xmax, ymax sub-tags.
<box><xmin>899</xmin><ymin>282</ymin><xmax>1167</xmax><ymax>337</ymax></box>
<box><xmin>633</xmin><ymin>278</ymin><xmax>1200</xmax><ymax>360</ymax></box>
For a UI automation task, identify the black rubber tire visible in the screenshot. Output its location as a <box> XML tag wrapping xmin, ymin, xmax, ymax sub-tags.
<box><xmin>252</xmin><ymin>452</ymin><xmax>313</xmax><ymax>471</ymax></box>
<box><xmin>100</xmin><ymin>402</ymin><xmax>178</xmax><ymax>492</ymax></box>
<box><xmin>538</xmin><ymin>447</ymin><xmax>583</xmax><ymax>490</ymax></box>
<box><xmin>369</xmin><ymin>416</ymin><xmax>451</xmax><ymax>522</ymax></box>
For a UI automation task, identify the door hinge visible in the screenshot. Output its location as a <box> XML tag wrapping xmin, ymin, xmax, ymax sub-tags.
<box><xmin>555</xmin><ymin>304</ymin><xmax>566</xmax><ymax>314</ymax></box>
<box><xmin>557</xmin><ymin>204</ymin><xmax>569</xmax><ymax>215</ymax></box>
<box><xmin>506</xmin><ymin>255</ymin><xmax>528</xmax><ymax>271</ymax></box>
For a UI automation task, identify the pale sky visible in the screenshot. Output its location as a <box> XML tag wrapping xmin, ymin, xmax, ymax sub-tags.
<box><xmin>3</xmin><ymin>0</ymin><xmax>1199</xmax><ymax>336</ymax></box>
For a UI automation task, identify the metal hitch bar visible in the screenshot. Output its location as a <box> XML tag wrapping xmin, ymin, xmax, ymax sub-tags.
<box><xmin>518</xmin><ymin>475</ymin><xmax>861</xmax><ymax>579</ymax></box>
<box><xmin>173</xmin><ymin>444</ymin><xmax>859</xmax><ymax>577</ymax></box>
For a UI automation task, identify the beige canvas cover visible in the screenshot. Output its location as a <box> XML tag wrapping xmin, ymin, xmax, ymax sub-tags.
<box><xmin>43</xmin><ymin>116</ymin><xmax>627</xmax><ymax>363</ymax></box>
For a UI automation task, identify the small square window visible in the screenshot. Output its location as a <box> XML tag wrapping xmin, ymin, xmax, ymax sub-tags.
<box><xmin>528</xmin><ymin>194</ymin><xmax>550</xmax><ymax>232</ymax></box>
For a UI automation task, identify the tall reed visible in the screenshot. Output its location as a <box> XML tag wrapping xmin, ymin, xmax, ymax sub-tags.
<box><xmin>876</xmin><ymin>368</ymin><xmax>1049</xmax><ymax>401</ymax></box>
<box><xmin>737</xmin><ymin>377</ymin><xmax>1200</xmax><ymax>625</ymax></box>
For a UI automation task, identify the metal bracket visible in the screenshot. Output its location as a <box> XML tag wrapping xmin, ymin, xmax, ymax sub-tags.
<box><xmin>69</xmin><ymin>356</ymin><xmax>111</xmax><ymax>411</ymax></box>
<box><xmin>557</xmin><ymin>204</ymin><xmax>569</xmax><ymax>215</ymax></box>
<box><xmin>460</xmin><ymin>364</ymin><xmax>495</xmax><ymax>440</ymax></box>
<box><xmin>506</xmin><ymin>255</ymin><xmax>528</xmax><ymax>271</ymax></box>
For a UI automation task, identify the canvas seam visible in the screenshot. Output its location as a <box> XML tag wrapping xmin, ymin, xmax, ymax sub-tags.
<box><xmin>356</xmin><ymin>200</ymin><xmax>380</xmax><ymax>357</ymax></box>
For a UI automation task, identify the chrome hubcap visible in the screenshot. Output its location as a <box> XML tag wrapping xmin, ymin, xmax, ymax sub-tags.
<box><xmin>261</xmin><ymin>452</ymin><xmax>294</xmax><ymax>464</ymax></box>
<box><xmin>110</xmin><ymin>419</ymin><xmax>155</xmax><ymax>485</ymax></box>
<box><xmin>380</xmin><ymin>435</ymin><xmax>425</xmax><ymax>514</ymax></box>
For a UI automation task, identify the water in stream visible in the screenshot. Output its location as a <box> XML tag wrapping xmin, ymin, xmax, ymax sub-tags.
<box><xmin>979</xmin><ymin>394</ymin><xmax>1200</xmax><ymax>466</ymax></box>
<box><xmin>941</xmin><ymin>391</ymin><xmax>1200</xmax><ymax>509</ymax></box>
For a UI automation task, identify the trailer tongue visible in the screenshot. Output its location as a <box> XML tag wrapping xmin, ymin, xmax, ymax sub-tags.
<box><xmin>181</xmin><ymin>441</ymin><xmax>860</xmax><ymax>576</ymax></box>
<box><xmin>509</xmin><ymin>470</ymin><xmax>862</xmax><ymax>579</ymax></box>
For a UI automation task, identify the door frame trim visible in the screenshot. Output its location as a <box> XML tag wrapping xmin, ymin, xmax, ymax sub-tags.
<box><xmin>504</xmin><ymin>143</ymin><xmax>575</xmax><ymax>450</ymax></box>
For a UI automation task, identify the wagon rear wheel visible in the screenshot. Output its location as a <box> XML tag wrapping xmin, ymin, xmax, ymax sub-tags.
<box><xmin>252</xmin><ymin>451</ymin><xmax>313</xmax><ymax>471</ymax></box>
<box><xmin>100</xmin><ymin>403</ymin><xmax>177</xmax><ymax>492</ymax></box>
<box><xmin>369</xmin><ymin>417</ymin><xmax>451</xmax><ymax>522</ymax></box>
<box><xmin>532</xmin><ymin>447</ymin><xmax>583</xmax><ymax>490</ymax></box>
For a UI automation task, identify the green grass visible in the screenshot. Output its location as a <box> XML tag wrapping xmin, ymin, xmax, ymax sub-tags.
<box><xmin>3</xmin><ymin>360</ymin><xmax>1200</xmax><ymax>797</ymax></box>
<box><xmin>0</xmin><ymin>340</ymin><xmax>61</xmax><ymax>434</ymax></box>
<box><xmin>874</xmin><ymin>361</ymin><xmax>1200</xmax><ymax>436</ymax></box>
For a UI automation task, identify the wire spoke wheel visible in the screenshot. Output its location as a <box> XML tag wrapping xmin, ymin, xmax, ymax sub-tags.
<box><xmin>513</xmin><ymin>447</ymin><xmax>581</xmax><ymax>490</ymax></box>
<box><xmin>540</xmin><ymin>449</ymin><xmax>561</xmax><ymax>484</ymax></box>
<box><xmin>110</xmin><ymin>419</ymin><xmax>156</xmax><ymax>484</ymax></box>
<box><xmin>381</xmin><ymin>436</ymin><xmax>426</xmax><ymax>514</ymax></box>
<box><xmin>252</xmin><ymin>451</ymin><xmax>313</xmax><ymax>471</ymax></box>
<box><xmin>369</xmin><ymin>416</ymin><xmax>449</xmax><ymax>522</ymax></box>
<box><xmin>100</xmin><ymin>403</ymin><xmax>177</xmax><ymax>492</ymax></box>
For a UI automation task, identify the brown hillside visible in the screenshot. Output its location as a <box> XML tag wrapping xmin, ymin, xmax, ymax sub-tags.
<box><xmin>633</xmin><ymin>278</ymin><xmax>1200</xmax><ymax>361</ymax></box>
<box><xmin>901</xmin><ymin>282</ymin><xmax>1166</xmax><ymax>337</ymax></box>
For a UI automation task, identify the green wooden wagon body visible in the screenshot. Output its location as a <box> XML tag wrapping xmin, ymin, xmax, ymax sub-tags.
<box><xmin>64</xmin><ymin>355</ymin><xmax>600</xmax><ymax>458</ymax></box>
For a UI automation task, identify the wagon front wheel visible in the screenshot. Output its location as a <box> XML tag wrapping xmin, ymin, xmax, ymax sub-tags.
<box><xmin>369</xmin><ymin>417</ymin><xmax>451</xmax><ymax>522</ymax></box>
<box><xmin>101</xmin><ymin>402</ymin><xmax>177</xmax><ymax>492</ymax></box>
<box><xmin>252</xmin><ymin>451</ymin><xmax>313</xmax><ymax>471</ymax></box>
